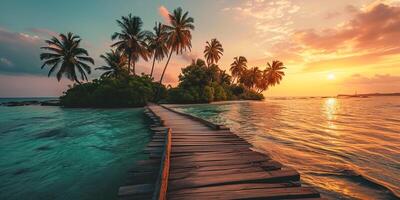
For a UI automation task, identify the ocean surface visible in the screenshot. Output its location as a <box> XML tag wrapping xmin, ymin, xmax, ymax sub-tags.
<box><xmin>170</xmin><ymin>96</ymin><xmax>400</xmax><ymax>200</ymax></box>
<box><xmin>0</xmin><ymin>98</ymin><xmax>151</xmax><ymax>200</ymax></box>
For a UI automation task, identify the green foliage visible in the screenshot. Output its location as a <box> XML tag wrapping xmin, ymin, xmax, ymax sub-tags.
<box><xmin>212</xmin><ymin>83</ymin><xmax>227</xmax><ymax>101</ymax></box>
<box><xmin>166</xmin><ymin>59</ymin><xmax>264</xmax><ymax>104</ymax></box>
<box><xmin>60</xmin><ymin>75</ymin><xmax>165</xmax><ymax>108</ymax></box>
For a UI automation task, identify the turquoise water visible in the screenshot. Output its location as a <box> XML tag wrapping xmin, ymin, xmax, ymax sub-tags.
<box><xmin>170</xmin><ymin>97</ymin><xmax>400</xmax><ymax>200</ymax></box>
<box><xmin>0</xmin><ymin>97</ymin><xmax>57</xmax><ymax>103</ymax></box>
<box><xmin>0</xmin><ymin>103</ymin><xmax>151</xmax><ymax>200</ymax></box>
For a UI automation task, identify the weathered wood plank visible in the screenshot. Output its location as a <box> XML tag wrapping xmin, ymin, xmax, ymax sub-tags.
<box><xmin>168</xmin><ymin>187</ymin><xmax>320</xmax><ymax>200</ymax></box>
<box><xmin>118</xmin><ymin>184</ymin><xmax>154</xmax><ymax>196</ymax></box>
<box><xmin>168</xmin><ymin>182</ymin><xmax>301</xmax><ymax>196</ymax></box>
<box><xmin>170</xmin><ymin>161</ymin><xmax>283</xmax><ymax>174</ymax></box>
<box><xmin>171</xmin><ymin>152</ymin><xmax>269</xmax><ymax>163</ymax></box>
<box><xmin>168</xmin><ymin>168</ymin><xmax>300</xmax><ymax>191</ymax></box>
<box><xmin>170</xmin><ymin>145</ymin><xmax>251</xmax><ymax>153</ymax></box>
<box><xmin>170</xmin><ymin>156</ymin><xmax>268</xmax><ymax>169</ymax></box>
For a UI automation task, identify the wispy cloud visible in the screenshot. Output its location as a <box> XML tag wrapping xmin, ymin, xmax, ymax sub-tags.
<box><xmin>158</xmin><ymin>6</ymin><xmax>170</xmax><ymax>23</ymax></box>
<box><xmin>27</xmin><ymin>28</ymin><xmax>58</xmax><ymax>37</ymax></box>
<box><xmin>343</xmin><ymin>73</ymin><xmax>400</xmax><ymax>85</ymax></box>
<box><xmin>180</xmin><ymin>52</ymin><xmax>199</xmax><ymax>62</ymax></box>
<box><xmin>0</xmin><ymin>27</ymin><xmax>44</xmax><ymax>75</ymax></box>
<box><xmin>223</xmin><ymin>0</ymin><xmax>300</xmax><ymax>44</ymax></box>
<box><xmin>298</xmin><ymin>3</ymin><xmax>400</xmax><ymax>71</ymax></box>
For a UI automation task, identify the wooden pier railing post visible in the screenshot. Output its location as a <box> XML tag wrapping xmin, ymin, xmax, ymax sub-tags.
<box><xmin>152</xmin><ymin>128</ymin><xmax>172</xmax><ymax>200</ymax></box>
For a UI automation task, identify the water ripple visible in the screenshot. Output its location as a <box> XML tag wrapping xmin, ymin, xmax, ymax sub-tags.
<box><xmin>174</xmin><ymin>96</ymin><xmax>400</xmax><ymax>200</ymax></box>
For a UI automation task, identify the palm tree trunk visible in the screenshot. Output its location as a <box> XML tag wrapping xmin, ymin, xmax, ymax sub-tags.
<box><xmin>128</xmin><ymin>55</ymin><xmax>131</xmax><ymax>75</ymax></box>
<box><xmin>132</xmin><ymin>61</ymin><xmax>136</xmax><ymax>75</ymax></box>
<box><xmin>150</xmin><ymin>55</ymin><xmax>156</xmax><ymax>78</ymax></box>
<box><xmin>232</xmin><ymin>76</ymin><xmax>237</xmax><ymax>84</ymax></box>
<box><xmin>159</xmin><ymin>50</ymin><xmax>173</xmax><ymax>84</ymax></box>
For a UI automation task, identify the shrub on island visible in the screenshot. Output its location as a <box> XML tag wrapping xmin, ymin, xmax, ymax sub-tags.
<box><xmin>165</xmin><ymin>59</ymin><xmax>264</xmax><ymax>104</ymax></box>
<box><xmin>60</xmin><ymin>75</ymin><xmax>166</xmax><ymax>108</ymax></box>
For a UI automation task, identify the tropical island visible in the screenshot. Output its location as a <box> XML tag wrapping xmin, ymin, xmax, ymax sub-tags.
<box><xmin>38</xmin><ymin>7</ymin><xmax>285</xmax><ymax>108</ymax></box>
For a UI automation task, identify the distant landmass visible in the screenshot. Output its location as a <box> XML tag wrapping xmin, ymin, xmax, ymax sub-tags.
<box><xmin>337</xmin><ymin>92</ymin><xmax>400</xmax><ymax>98</ymax></box>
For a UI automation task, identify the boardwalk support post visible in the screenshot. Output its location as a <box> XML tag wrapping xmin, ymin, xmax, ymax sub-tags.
<box><xmin>152</xmin><ymin>128</ymin><xmax>172</xmax><ymax>200</ymax></box>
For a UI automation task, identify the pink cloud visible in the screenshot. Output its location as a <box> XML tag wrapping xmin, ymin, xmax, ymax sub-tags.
<box><xmin>159</xmin><ymin>6</ymin><xmax>170</xmax><ymax>23</ymax></box>
<box><xmin>343</xmin><ymin>74</ymin><xmax>400</xmax><ymax>85</ymax></box>
<box><xmin>295</xmin><ymin>3</ymin><xmax>400</xmax><ymax>53</ymax></box>
<box><xmin>27</xmin><ymin>28</ymin><xmax>58</xmax><ymax>37</ymax></box>
<box><xmin>180</xmin><ymin>52</ymin><xmax>199</xmax><ymax>62</ymax></box>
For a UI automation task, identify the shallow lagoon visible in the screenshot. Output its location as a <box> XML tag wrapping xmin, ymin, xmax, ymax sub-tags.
<box><xmin>0</xmin><ymin>104</ymin><xmax>151</xmax><ymax>200</ymax></box>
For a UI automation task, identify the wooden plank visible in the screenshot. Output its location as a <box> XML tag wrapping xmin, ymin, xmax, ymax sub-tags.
<box><xmin>168</xmin><ymin>182</ymin><xmax>301</xmax><ymax>196</ymax></box>
<box><xmin>168</xmin><ymin>187</ymin><xmax>320</xmax><ymax>200</ymax></box>
<box><xmin>170</xmin><ymin>161</ymin><xmax>282</xmax><ymax>174</ymax></box>
<box><xmin>170</xmin><ymin>145</ymin><xmax>251</xmax><ymax>153</ymax></box>
<box><xmin>148</xmin><ymin>141</ymin><xmax>250</xmax><ymax>147</ymax></box>
<box><xmin>171</xmin><ymin>152</ymin><xmax>268</xmax><ymax>163</ymax></box>
<box><xmin>118</xmin><ymin>184</ymin><xmax>154</xmax><ymax>196</ymax></box>
<box><xmin>168</xmin><ymin>168</ymin><xmax>300</xmax><ymax>191</ymax></box>
<box><xmin>170</xmin><ymin>167</ymin><xmax>265</xmax><ymax>180</ymax></box>
<box><xmin>170</xmin><ymin>156</ymin><xmax>268</xmax><ymax>169</ymax></box>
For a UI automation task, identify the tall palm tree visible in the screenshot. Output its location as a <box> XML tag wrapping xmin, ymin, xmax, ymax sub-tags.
<box><xmin>230</xmin><ymin>56</ymin><xmax>247</xmax><ymax>84</ymax></box>
<box><xmin>256</xmin><ymin>70</ymin><xmax>269</xmax><ymax>93</ymax></box>
<box><xmin>265</xmin><ymin>60</ymin><xmax>285</xmax><ymax>86</ymax></box>
<box><xmin>204</xmin><ymin>38</ymin><xmax>223</xmax><ymax>66</ymax></box>
<box><xmin>40</xmin><ymin>32</ymin><xmax>94</xmax><ymax>84</ymax></box>
<box><xmin>96</xmin><ymin>49</ymin><xmax>127</xmax><ymax>78</ymax></box>
<box><xmin>111</xmin><ymin>14</ymin><xmax>150</xmax><ymax>75</ymax></box>
<box><xmin>240</xmin><ymin>67</ymin><xmax>262</xmax><ymax>89</ymax></box>
<box><xmin>147</xmin><ymin>22</ymin><xmax>168</xmax><ymax>78</ymax></box>
<box><xmin>160</xmin><ymin>7</ymin><xmax>195</xmax><ymax>84</ymax></box>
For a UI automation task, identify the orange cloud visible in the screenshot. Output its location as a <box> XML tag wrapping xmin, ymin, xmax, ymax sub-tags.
<box><xmin>262</xmin><ymin>3</ymin><xmax>400</xmax><ymax>72</ymax></box>
<box><xmin>343</xmin><ymin>74</ymin><xmax>400</xmax><ymax>85</ymax></box>
<box><xmin>296</xmin><ymin>3</ymin><xmax>400</xmax><ymax>53</ymax></box>
<box><xmin>158</xmin><ymin>6</ymin><xmax>170</xmax><ymax>23</ymax></box>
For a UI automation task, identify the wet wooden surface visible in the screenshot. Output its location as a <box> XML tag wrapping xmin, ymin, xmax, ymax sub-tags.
<box><xmin>119</xmin><ymin>104</ymin><xmax>323</xmax><ymax>200</ymax></box>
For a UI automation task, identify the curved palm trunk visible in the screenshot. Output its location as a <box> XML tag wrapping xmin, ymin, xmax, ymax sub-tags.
<box><xmin>232</xmin><ymin>76</ymin><xmax>237</xmax><ymax>84</ymax></box>
<box><xmin>127</xmin><ymin>55</ymin><xmax>131</xmax><ymax>75</ymax></box>
<box><xmin>159</xmin><ymin>50</ymin><xmax>173</xmax><ymax>84</ymax></box>
<box><xmin>132</xmin><ymin>62</ymin><xmax>136</xmax><ymax>75</ymax></box>
<box><xmin>150</xmin><ymin>55</ymin><xmax>156</xmax><ymax>78</ymax></box>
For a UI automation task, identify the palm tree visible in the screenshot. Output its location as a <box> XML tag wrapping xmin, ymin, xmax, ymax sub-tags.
<box><xmin>160</xmin><ymin>7</ymin><xmax>195</xmax><ymax>84</ymax></box>
<box><xmin>265</xmin><ymin>60</ymin><xmax>286</xmax><ymax>86</ymax></box>
<box><xmin>219</xmin><ymin>70</ymin><xmax>232</xmax><ymax>85</ymax></box>
<box><xmin>96</xmin><ymin>49</ymin><xmax>127</xmax><ymax>78</ymax></box>
<box><xmin>147</xmin><ymin>22</ymin><xmax>168</xmax><ymax>78</ymax></box>
<box><xmin>256</xmin><ymin>70</ymin><xmax>269</xmax><ymax>93</ymax></box>
<box><xmin>111</xmin><ymin>14</ymin><xmax>150</xmax><ymax>75</ymax></box>
<box><xmin>230</xmin><ymin>56</ymin><xmax>247</xmax><ymax>84</ymax></box>
<box><xmin>204</xmin><ymin>38</ymin><xmax>223</xmax><ymax>66</ymax></box>
<box><xmin>240</xmin><ymin>67</ymin><xmax>262</xmax><ymax>89</ymax></box>
<box><xmin>40</xmin><ymin>32</ymin><xmax>94</xmax><ymax>84</ymax></box>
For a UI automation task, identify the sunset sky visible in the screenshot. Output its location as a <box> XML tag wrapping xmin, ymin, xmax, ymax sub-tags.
<box><xmin>1</xmin><ymin>0</ymin><xmax>400</xmax><ymax>97</ymax></box>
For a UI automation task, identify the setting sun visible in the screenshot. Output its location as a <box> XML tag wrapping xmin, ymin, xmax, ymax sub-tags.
<box><xmin>327</xmin><ymin>73</ymin><xmax>336</xmax><ymax>80</ymax></box>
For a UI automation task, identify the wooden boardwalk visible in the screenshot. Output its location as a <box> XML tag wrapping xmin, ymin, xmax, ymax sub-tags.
<box><xmin>118</xmin><ymin>104</ymin><xmax>323</xmax><ymax>200</ymax></box>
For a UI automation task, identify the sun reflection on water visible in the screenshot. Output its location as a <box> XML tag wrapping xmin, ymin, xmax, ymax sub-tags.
<box><xmin>324</xmin><ymin>98</ymin><xmax>337</xmax><ymax>120</ymax></box>
<box><xmin>323</xmin><ymin>98</ymin><xmax>339</xmax><ymax>136</ymax></box>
